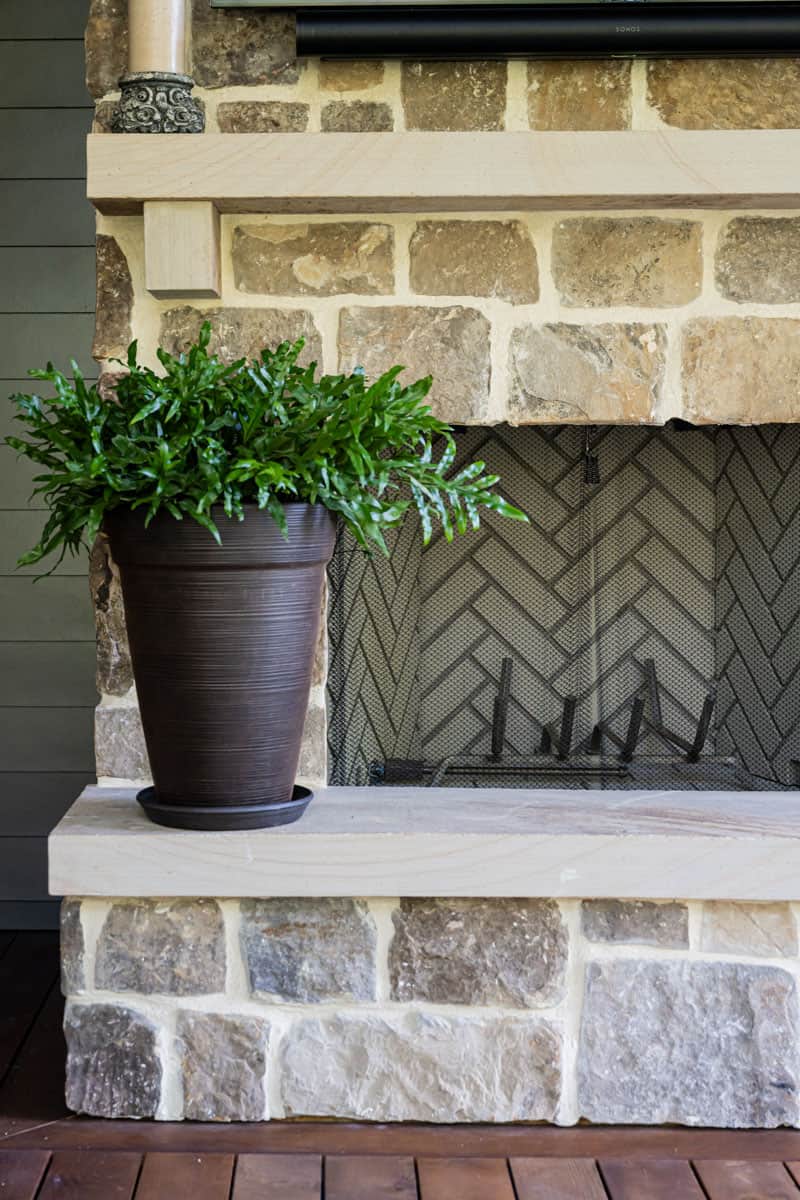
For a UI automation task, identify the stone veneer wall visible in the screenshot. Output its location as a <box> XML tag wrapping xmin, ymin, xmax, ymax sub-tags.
<box><xmin>61</xmin><ymin>895</ymin><xmax>800</xmax><ymax>1125</ymax></box>
<box><xmin>85</xmin><ymin>2</ymin><xmax>800</xmax><ymax>786</ymax></box>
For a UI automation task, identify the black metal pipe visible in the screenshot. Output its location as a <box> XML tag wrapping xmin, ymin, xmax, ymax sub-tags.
<box><xmin>297</xmin><ymin>3</ymin><xmax>800</xmax><ymax>58</ymax></box>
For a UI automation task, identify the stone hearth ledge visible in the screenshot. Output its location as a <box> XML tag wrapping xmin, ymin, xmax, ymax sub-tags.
<box><xmin>49</xmin><ymin>786</ymin><xmax>800</xmax><ymax>900</ymax></box>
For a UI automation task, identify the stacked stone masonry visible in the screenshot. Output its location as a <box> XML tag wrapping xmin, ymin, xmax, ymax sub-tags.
<box><xmin>62</xmin><ymin>896</ymin><xmax>800</xmax><ymax>1126</ymax></box>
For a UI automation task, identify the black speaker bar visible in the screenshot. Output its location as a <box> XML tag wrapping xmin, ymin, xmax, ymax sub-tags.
<box><xmin>296</xmin><ymin>3</ymin><xmax>800</xmax><ymax>58</ymax></box>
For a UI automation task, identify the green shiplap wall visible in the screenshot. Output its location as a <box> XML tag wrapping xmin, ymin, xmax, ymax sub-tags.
<box><xmin>0</xmin><ymin>0</ymin><xmax>97</xmax><ymax>926</ymax></box>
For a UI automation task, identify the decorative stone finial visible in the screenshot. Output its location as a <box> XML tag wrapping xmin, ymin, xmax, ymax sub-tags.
<box><xmin>113</xmin><ymin>71</ymin><xmax>204</xmax><ymax>133</ymax></box>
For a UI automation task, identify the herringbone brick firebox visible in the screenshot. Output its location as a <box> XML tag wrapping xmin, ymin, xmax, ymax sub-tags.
<box><xmin>329</xmin><ymin>423</ymin><xmax>800</xmax><ymax>793</ymax></box>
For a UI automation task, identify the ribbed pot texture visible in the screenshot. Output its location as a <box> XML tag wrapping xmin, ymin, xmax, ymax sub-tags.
<box><xmin>104</xmin><ymin>503</ymin><xmax>336</xmax><ymax>830</ymax></box>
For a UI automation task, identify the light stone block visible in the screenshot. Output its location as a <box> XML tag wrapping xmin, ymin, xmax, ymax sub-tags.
<box><xmin>701</xmin><ymin>902</ymin><xmax>798</xmax><ymax>958</ymax></box>
<box><xmin>178</xmin><ymin>1011</ymin><xmax>269</xmax><ymax>1121</ymax></box>
<box><xmin>280</xmin><ymin>1011</ymin><xmax>561</xmax><ymax>1122</ymax></box>
<box><xmin>579</xmin><ymin>959</ymin><xmax>799</xmax><ymax>1128</ymax></box>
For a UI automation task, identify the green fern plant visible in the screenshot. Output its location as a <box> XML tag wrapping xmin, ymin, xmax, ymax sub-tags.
<box><xmin>5</xmin><ymin>321</ymin><xmax>527</xmax><ymax>567</ymax></box>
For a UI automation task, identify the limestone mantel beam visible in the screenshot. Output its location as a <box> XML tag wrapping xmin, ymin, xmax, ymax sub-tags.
<box><xmin>50</xmin><ymin>785</ymin><xmax>800</xmax><ymax>900</ymax></box>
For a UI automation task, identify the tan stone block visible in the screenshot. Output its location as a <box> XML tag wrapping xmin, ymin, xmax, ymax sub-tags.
<box><xmin>402</xmin><ymin>62</ymin><xmax>506</xmax><ymax>131</ymax></box>
<box><xmin>93</xmin><ymin>101</ymin><xmax>118</xmax><ymax>133</ymax></box>
<box><xmin>85</xmin><ymin>0</ymin><xmax>127</xmax><ymax>99</ymax></box>
<box><xmin>339</xmin><ymin>305</ymin><xmax>491</xmax><ymax>423</ymax></box>
<box><xmin>319</xmin><ymin>60</ymin><xmax>384</xmax><ymax>91</ymax></box>
<box><xmin>716</xmin><ymin>217</ymin><xmax>800</xmax><ymax>304</ymax></box>
<box><xmin>701</xmin><ymin>902</ymin><xmax>798</xmax><ymax>958</ymax></box>
<box><xmin>217</xmin><ymin>101</ymin><xmax>308</xmax><ymax>133</ymax></box>
<box><xmin>509</xmin><ymin>322</ymin><xmax>665</xmax><ymax>424</ymax></box>
<box><xmin>93</xmin><ymin>235</ymin><xmax>133</xmax><ymax>362</ymax></box>
<box><xmin>160</xmin><ymin>306</ymin><xmax>322</xmax><ymax>365</ymax></box>
<box><xmin>553</xmin><ymin>217</ymin><xmax>702</xmax><ymax>308</ymax></box>
<box><xmin>683</xmin><ymin>317</ymin><xmax>800</xmax><ymax>423</ymax></box>
<box><xmin>190</xmin><ymin>0</ymin><xmax>299</xmax><ymax>88</ymax></box>
<box><xmin>233</xmin><ymin>222</ymin><xmax>394</xmax><ymax>297</ymax></box>
<box><xmin>409</xmin><ymin>220</ymin><xmax>538</xmax><ymax>304</ymax></box>
<box><xmin>647</xmin><ymin>59</ymin><xmax>800</xmax><ymax>129</ymax></box>
<box><xmin>321</xmin><ymin>100</ymin><xmax>393</xmax><ymax>132</ymax></box>
<box><xmin>527</xmin><ymin>61</ymin><xmax>631</xmax><ymax>130</ymax></box>
<box><xmin>90</xmin><ymin>533</ymin><xmax>132</xmax><ymax>697</ymax></box>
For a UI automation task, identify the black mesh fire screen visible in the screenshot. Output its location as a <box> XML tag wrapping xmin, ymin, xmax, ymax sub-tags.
<box><xmin>327</xmin><ymin>424</ymin><xmax>800</xmax><ymax>792</ymax></box>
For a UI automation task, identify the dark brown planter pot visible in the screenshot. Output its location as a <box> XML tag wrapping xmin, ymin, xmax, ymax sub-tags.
<box><xmin>104</xmin><ymin>503</ymin><xmax>336</xmax><ymax>831</ymax></box>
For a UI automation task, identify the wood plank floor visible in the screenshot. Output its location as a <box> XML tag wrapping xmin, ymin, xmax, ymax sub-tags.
<box><xmin>5</xmin><ymin>932</ymin><xmax>800</xmax><ymax>1197</ymax></box>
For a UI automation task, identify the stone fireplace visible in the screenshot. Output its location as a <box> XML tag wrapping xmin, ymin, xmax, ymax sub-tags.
<box><xmin>51</xmin><ymin>0</ymin><xmax>800</xmax><ymax>1129</ymax></box>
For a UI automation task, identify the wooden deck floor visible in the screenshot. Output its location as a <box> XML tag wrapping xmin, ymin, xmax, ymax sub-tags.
<box><xmin>5</xmin><ymin>932</ymin><xmax>800</xmax><ymax>1197</ymax></box>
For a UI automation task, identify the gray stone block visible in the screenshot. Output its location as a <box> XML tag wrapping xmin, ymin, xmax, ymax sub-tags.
<box><xmin>581</xmin><ymin>900</ymin><xmax>689</xmax><ymax>948</ymax></box>
<box><xmin>95</xmin><ymin>900</ymin><xmax>226</xmax><ymax>995</ymax></box>
<box><xmin>60</xmin><ymin>899</ymin><xmax>85</xmax><ymax>995</ymax></box>
<box><xmin>390</xmin><ymin>898</ymin><xmax>567</xmax><ymax>1007</ymax></box>
<box><xmin>579</xmin><ymin>959</ymin><xmax>799</xmax><ymax>1127</ymax></box>
<box><xmin>241</xmin><ymin>898</ymin><xmax>377</xmax><ymax>1003</ymax></box>
<box><xmin>178</xmin><ymin>1011</ymin><xmax>269</xmax><ymax>1122</ymax></box>
<box><xmin>65</xmin><ymin>1002</ymin><xmax>161</xmax><ymax>1118</ymax></box>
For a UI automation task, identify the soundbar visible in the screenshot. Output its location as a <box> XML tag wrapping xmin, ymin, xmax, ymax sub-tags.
<box><xmin>289</xmin><ymin>3</ymin><xmax>800</xmax><ymax>58</ymax></box>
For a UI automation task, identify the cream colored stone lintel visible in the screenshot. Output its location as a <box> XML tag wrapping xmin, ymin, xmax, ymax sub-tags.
<box><xmin>50</xmin><ymin>786</ymin><xmax>800</xmax><ymax>901</ymax></box>
<box><xmin>87</xmin><ymin>131</ymin><xmax>800</xmax><ymax>216</ymax></box>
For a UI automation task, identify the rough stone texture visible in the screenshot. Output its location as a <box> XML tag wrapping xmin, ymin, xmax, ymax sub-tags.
<box><xmin>241</xmin><ymin>898</ymin><xmax>377</xmax><ymax>1003</ymax></box>
<box><xmin>701</xmin><ymin>903</ymin><xmax>798</xmax><ymax>958</ymax></box>
<box><xmin>95</xmin><ymin>900</ymin><xmax>226</xmax><ymax>995</ymax></box>
<box><xmin>647</xmin><ymin>59</ymin><xmax>800</xmax><ymax>129</ymax></box>
<box><xmin>552</xmin><ymin>218</ymin><xmax>702</xmax><ymax>308</ymax></box>
<box><xmin>319</xmin><ymin>60</ymin><xmax>384</xmax><ymax>91</ymax></box>
<box><xmin>509</xmin><ymin>322</ymin><xmax>665</xmax><ymax>424</ymax></box>
<box><xmin>93</xmin><ymin>235</ymin><xmax>133</xmax><ymax>362</ymax></box>
<box><xmin>85</xmin><ymin>0</ymin><xmax>127</xmax><ymax>98</ymax></box>
<box><xmin>683</xmin><ymin>317</ymin><xmax>800</xmax><ymax>424</ymax></box>
<box><xmin>178</xmin><ymin>1012</ymin><xmax>269</xmax><ymax>1122</ymax></box>
<box><xmin>93</xmin><ymin>100</ymin><xmax>118</xmax><ymax>133</ymax></box>
<box><xmin>579</xmin><ymin>960</ymin><xmax>800</xmax><ymax>1128</ymax></box>
<box><xmin>409</xmin><ymin>220</ymin><xmax>538</xmax><ymax>304</ymax></box>
<box><xmin>527</xmin><ymin>61</ymin><xmax>631</xmax><ymax>130</ymax></box>
<box><xmin>217</xmin><ymin>101</ymin><xmax>308</xmax><ymax>133</ymax></box>
<box><xmin>339</xmin><ymin>305</ymin><xmax>491</xmax><ymax>424</ymax></box>
<box><xmin>61</xmin><ymin>900</ymin><xmax>85</xmax><ymax>995</ymax></box>
<box><xmin>402</xmin><ymin>62</ymin><xmax>506</xmax><ymax>131</ymax></box>
<box><xmin>281</xmin><ymin>1012</ymin><xmax>561</xmax><ymax>1122</ymax></box>
<box><xmin>715</xmin><ymin>217</ymin><xmax>800</xmax><ymax>304</ymax></box>
<box><xmin>390</xmin><ymin>898</ymin><xmax>567</xmax><ymax>1007</ymax></box>
<box><xmin>581</xmin><ymin>900</ymin><xmax>689</xmax><ymax>948</ymax></box>
<box><xmin>90</xmin><ymin>534</ymin><xmax>132</xmax><ymax>696</ymax></box>
<box><xmin>321</xmin><ymin>100</ymin><xmax>393</xmax><ymax>132</ymax></box>
<box><xmin>296</xmin><ymin>701</ymin><xmax>327</xmax><ymax>785</ymax></box>
<box><xmin>160</xmin><ymin>307</ymin><xmax>322</xmax><ymax>366</ymax></box>
<box><xmin>190</xmin><ymin>0</ymin><xmax>299</xmax><ymax>88</ymax></box>
<box><xmin>232</xmin><ymin>222</ymin><xmax>394</xmax><ymax>297</ymax></box>
<box><xmin>65</xmin><ymin>1003</ymin><xmax>161</xmax><ymax>1118</ymax></box>
<box><xmin>94</xmin><ymin>705</ymin><xmax>150</xmax><ymax>781</ymax></box>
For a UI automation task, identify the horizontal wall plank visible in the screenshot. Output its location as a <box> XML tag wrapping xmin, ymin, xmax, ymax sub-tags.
<box><xmin>0</xmin><ymin>772</ymin><xmax>94</xmax><ymax>835</ymax></box>
<box><xmin>1</xmin><ymin>110</ymin><xmax>91</xmax><ymax>178</ymax></box>
<box><xmin>0</xmin><ymin>644</ymin><xmax>96</xmax><ymax>706</ymax></box>
<box><xmin>0</xmin><ymin>315</ymin><xmax>95</xmax><ymax>377</ymax></box>
<box><xmin>0</xmin><ymin>181</ymin><xmax>94</xmax><ymax>246</ymax></box>
<box><xmin>0</xmin><ymin>248</ymin><xmax>95</xmax><ymax>313</ymax></box>
<box><xmin>89</xmin><ymin>129</ymin><xmax>800</xmax><ymax>214</ymax></box>
<box><xmin>0</xmin><ymin>707</ymin><xmax>95</xmax><ymax>772</ymax></box>
<box><xmin>0</xmin><ymin>576</ymin><xmax>94</xmax><ymax>639</ymax></box>
<box><xmin>0</xmin><ymin>900</ymin><xmax>60</xmax><ymax>928</ymax></box>
<box><xmin>0</xmin><ymin>514</ymin><xmax>90</xmax><ymax>575</ymax></box>
<box><xmin>0</xmin><ymin>838</ymin><xmax>48</xmax><ymax>899</ymax></box>
<box><xmin>0</xmin><ymin>42</ymin><xmax>87</xmax><ymax>108</ymax></box>
<box><xmin>0</xmin><ymin>0</ymin><xmax>88</xmax><ymax>40</ymax></box>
